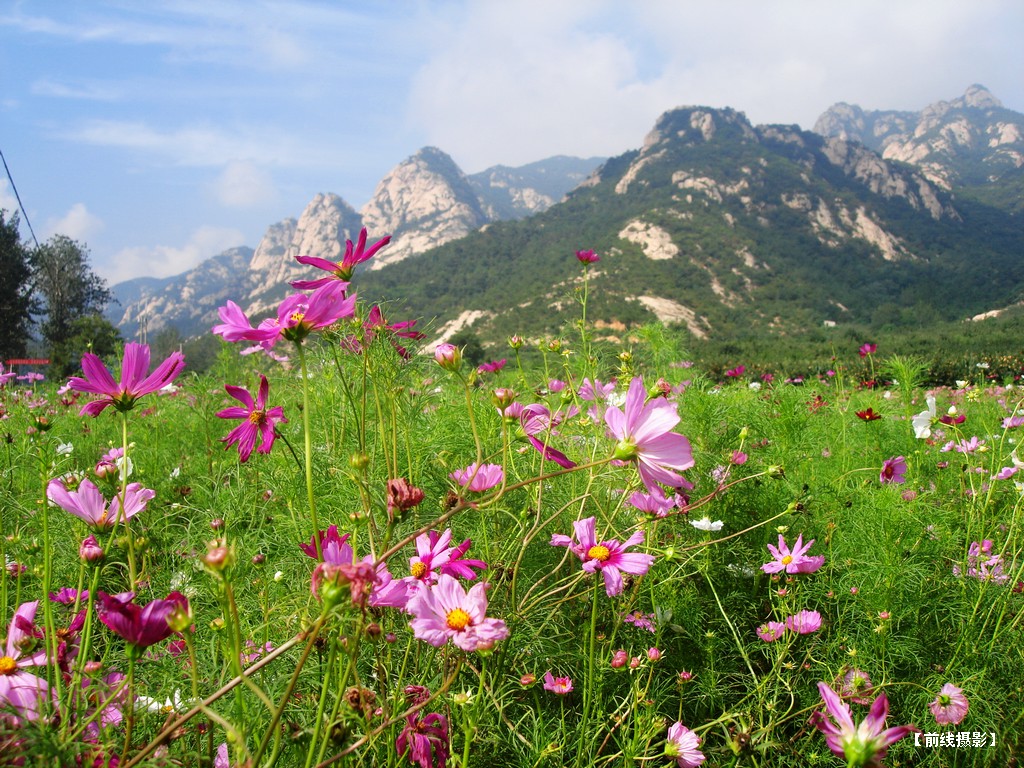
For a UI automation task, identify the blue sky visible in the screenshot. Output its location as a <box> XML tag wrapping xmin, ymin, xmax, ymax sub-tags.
<box><xmin>2</xmin><ymin>0</ymin><xmax>1021</xmax><ymax>285</ymax></box>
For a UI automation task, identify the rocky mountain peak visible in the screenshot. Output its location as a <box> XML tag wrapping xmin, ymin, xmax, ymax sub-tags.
<box><xmin>359</xmin><ymin>147</ymin><xmax>488</xmax><ymax>269</ymax></box>
<box><xmin>813</xmin><ymin>85</ymin><xmax>1022</xmax><ymax>189</ymax></box>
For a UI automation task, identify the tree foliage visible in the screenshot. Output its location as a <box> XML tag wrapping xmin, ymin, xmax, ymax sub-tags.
<box><xmin>0</xmin><ymin>209</ymin><xmax>35</xmax><ymax>361</ymax></box>
<box><xmin>29</xmin><ymin>234</ymin><xmax>115</xmax><ymax>376</ymax></box>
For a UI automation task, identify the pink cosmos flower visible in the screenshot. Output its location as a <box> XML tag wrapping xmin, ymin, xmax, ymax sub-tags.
<box><xmin>477</xmin><ymin>358</ymin><xmax>506</xmax><ymax>374</ymax></box>
<box><xmin>756</xmin><ymin>621</ymin><xmax>786</xmax><ymax>642</ymax></box>
<box><xmin>300</xmin><ymin>525</ymin><xmax>352</xmax><ymax>564</ymax></box>
<box><xmin>216</xmin><ymin>374</ymin><xmax>287</xmax><ymax>463</ymax></box>
<box><xmin>94</xmin><ymin>447</ymin><xmax>131</xmax><ymax>481</ymax></box>
<box><xmin>300</xmin><ymin>526</ymin><xmax>411</xmax><ymax>608</ymax></box>
<box><xmin>407</xmin><ymin>574</ymin><xmax>509</xmax><ymax>652</ymax></box>
<box><xmin>0</xmin><ymin>364</ymin><xmax>16</xmax><ymax>388</ymax></box>
<box><xmin>550</xmin><ymin>516</ymin><xmax>655</xmax><ymax>597</ymax></box>
<box><xmin>292</xmin><ymin>228</ymin><xmax>390</xmax><ymax>287</ymax></box>
<box><xmin>665</xmin><ymin>722</ymin><xmax>705</xmax><ymax>767</ymax></box>
<box><xmin>859</xmin><ymin>343</ymin><xmax>877</xmax><ymax>357</ymax></box>
<box><xmin>518</xmin><ymin>403</ymin><xmax>576</xmax><ymax>468</ymax></box>
<box><xmin>542</xmin><ymin>671</ymin><xmax>573</xmax><ymax>695</ymax></box>
<box><xmin>395</xmin><ymin>711</ymin><xmax>449</xmax><ymax>768</ymax></box>
<box><xmin>407</xmin><ymin>529</ymin><xmax>487</xmax><ymax>586</ymax></box>
<box><xmin>812</xmin><ymin>682</ymin><xmax>917</xmax><ymax>767</ymax></box>
<box><xmin>47</xmin><ymin>477</ymin><xmax>155</xmax><ymax>530</ymax></box>
<box><xmin>96</xmin><ymin>591</ymin><xmax>189</xmax><ymax>652</ymax></box>
<box><xmin>785</xmin><ymin>610</ymin><xmax>822</xmax><ymax>635</ymax></box>
<box><xmin>605</xmin><ymin>377</ymin><xmax>694</xmax><ymax>493</ymax></box>
<box><xmin>929</xmin><ymin>683</ymin><xmax>968</xmax><ymax>725</ymax></box>
<box><xmin>575</xmin><ymin>249</ymin><xmax>600</xmax><ymax>264</ymax></box>
<box><xmin>627</xmin><ymin>488</ymin><xmax>675</xmax><ymax>517</ymax></box>
<box><xmin>761</xmin><ymin>534</ymin><xmax>824</xmax><ymax>575</ymax></box>
<box><xmin>0</xmin><ymin>602</ymin><xmax>53</xmax><ymax>723</ymax></box>
<box><xmin>69</xmin><ymin>342</ymin><xmax>184</xmax><ymax>417</ymax></box>
<box><xmin>214</xmin><ymin>281</ymin><xmax>356</xmax><ymax>350</ymax></box>
<box><xmin>349</xmin><ymin>304</ymin><xmax>424</xmax><ymax>359</ymax></box>
<box><xmin>840</xmin><ymin>669</ymin><xmax>875</xmax><ymax>706</ymax></box>
<box><xmin>879</xmin><ymin>456</ymin><xmax>907</xmax><ymax>484</ymax></box>
<box><xmin>449</xmin><ymin>463</ymin><xmax>504</xmax><ymax>492</ymax></box>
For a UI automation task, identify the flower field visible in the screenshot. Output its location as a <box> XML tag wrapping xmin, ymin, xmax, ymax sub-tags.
<box><xmin>0</xmin><ymin>237</ymin><xmax>1021</xmax><ymax>767</ymax></box>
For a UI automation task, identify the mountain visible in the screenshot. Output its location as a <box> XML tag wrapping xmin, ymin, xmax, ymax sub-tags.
<box><xmin>356</xmin><ymin>102</ymin><xmax>1023</xmax><ymax>348</ymax></box>
<box><xmin>813</xmin><ymin>84</ymin><xmax>1024</xmax><ymax>212</ymax></box>
<box><xmin>108</xmin><ymin>87</ymin><xmax>1022</xmax><ymax>349</ymax></box>
<box><xmin>107</xmin><ymin>152</ymin><xmax>599</xmax><ymax>338</ymax></box>
<box><xmin>109</xmin><ymin>247</ymin><xmax>256</xmax><ymax>341</ymax></box>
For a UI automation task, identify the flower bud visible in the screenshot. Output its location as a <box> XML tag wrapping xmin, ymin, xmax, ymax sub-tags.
<box><xmin>203</xmin><ymin>538</ymin><xmax>234</xmax><ymax>572</ymax></box>
<box><xmin>80</xmin><ymin>534</ymin><xmax>104</xmax><ymax>563</ymax></box>
<box><xmin>492</xmin><ymin>388</ymin><xmax>516</xmax><ymax>413</ymax></box>
<box><xmin>610</xmin><ymin>650</ymin><xmax>628</xmax><ymax>668</ymax></box>
<box><xmin>507</xmin><ymin>335</ymin><xmax>525</xmax><ymax>350</ymax></box>
<box><xmin>434</xmin><ymin>343</ymin><xmax>462</xmax><ymax>372</ymax></box>
<box><xmin>167</xmin><ymin>601</ymin><xmax>193</xmax><ymax>635</ymax></box>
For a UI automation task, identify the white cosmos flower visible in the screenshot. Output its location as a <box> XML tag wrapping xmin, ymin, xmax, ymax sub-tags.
<box><xmin>56</xmin><ymin>442</ymin><xmax>74</xmax><ymax>455</ymax></box>
<box><xmin>690</xmin><ymin>517</ymin><xmax>723</xmax><ymax>531</ymax></box>
<box><xmin>912</xmin><ymin>395</ymin><xmax>937</xmax><ymax>439</ymax></box>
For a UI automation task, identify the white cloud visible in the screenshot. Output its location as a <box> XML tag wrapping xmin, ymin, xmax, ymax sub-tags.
<box><xmin>407</xmin><ymin>0</ymin><xmax>1024</xmax><ymax>171</ymax></box>
<box><xmin>30</xmin><ymin>78</ymin><xmax>121</xmax><ymax>101</ymax></box>
<box><xmin>210</xmin><ymin>160</ymin><xmax>278</xmax><ymax>208</ymax></box>
<box><xmin>44</xmin><ymin>203</ymin><xmax>104</xmax><ymax>242</ymax></box>
<box><xmin>105</xmin><ymin>226</ymin><xmax>246</xmax><ymax>283</ymax></box>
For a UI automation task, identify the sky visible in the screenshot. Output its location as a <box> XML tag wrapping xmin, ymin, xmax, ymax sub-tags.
<box><xmin>1</xmin><ymin>0</ymin><xmax>1021</xmax><ymax>285</ymax></box>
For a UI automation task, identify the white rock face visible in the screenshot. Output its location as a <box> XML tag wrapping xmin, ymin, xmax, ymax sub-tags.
<box><xmin>360</xmin><ymin>147</ymin><xmax>487</xmax><ymax>269</ymax></box>
<box><xmin>618</xmin><ymin>220</ymin><xmax>679</xmax><ymax>260</ymax></box>
<box><xmin>630</xmin><ymin>296</ymin><xmax>709</xmax><ymax>338</ymax></box>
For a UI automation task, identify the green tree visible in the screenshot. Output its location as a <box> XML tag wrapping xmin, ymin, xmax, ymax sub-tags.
<box><xmin>0</xmin><ymin>210</ymin><xmax>35</xmax><ymax>361</ymax></box>
<box><xmin>29</xmin><ymin>235</ymin><xmax>114</xmax><ymax>376</ymax></box>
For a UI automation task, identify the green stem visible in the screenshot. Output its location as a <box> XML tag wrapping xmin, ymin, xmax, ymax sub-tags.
<box><xmin>296</xmin><ymin>341</ymin><xmax>322</xmax><ymax>559</ymax></box>
<box><xmin>575</xmin><ymin>580</ymin><xmax>601</xmax><ymax>768</ymax></box>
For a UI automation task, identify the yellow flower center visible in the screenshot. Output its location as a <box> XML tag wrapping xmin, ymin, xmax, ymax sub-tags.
<box><xmin>248</xmin><ymin>409</ymin><xmax>267</xmax><ymax>426</ymax></box>
<box><xmin>290</xmin><ymin>311</ymin><xmax>306</xmax><ymax>325</ymax></box>
<box><xmin>446</xmin><ymin>608</ymin><xmax>471</xmax><ymax>631</ymax></box>
<box><xmin>0</xmin><ymin>656</ymin><xmax>17</xmax><ymax>675</ymax></box>
<box><xmin>587</xmin><ymin>545</ymin><xmax>611</xmax><ymax>562</ymax></box>
<box><xmin>410</xmin><ymin>562</ymin><xmax>428</xmax><ymax>579</ymax></box>
<box><xmin>781</xmin><ymin>555</ymin><xmax>793</xmax><ymax>565</ymax></box>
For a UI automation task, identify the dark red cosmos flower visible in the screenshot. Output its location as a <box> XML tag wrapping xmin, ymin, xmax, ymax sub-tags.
<box><xmin>856</xmin><ymin>408</ymin><xmax>882</xmax><ymax>421</ymax></box>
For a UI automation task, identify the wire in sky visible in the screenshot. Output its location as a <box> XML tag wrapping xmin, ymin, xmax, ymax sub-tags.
<box><xmin>0</xmin><ymin>147</ymin><xmax>39</xmax><ymax>248</ymax></box>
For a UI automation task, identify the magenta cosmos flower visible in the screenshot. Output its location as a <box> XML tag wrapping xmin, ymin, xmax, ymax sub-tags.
<box><xmin>605</xmin><ymin>377</ymin><xmax>694</xmax><ymax>493</ymax></box>
<box><xmin>292</xmin><ymin>228</ymin><xmax>390</xmax><ymax>287</ymax></box>
<box><xmin>551</xmin><ymin>516</ymin><xmax>655</xmax><ymax>597</ymax></box>
<box><xmin>352</xmin><ymin>304</ymin><xmax>425</xmax><ymax>359</ymax></box>
<box><xmin>542</xmin><ymin>671</ymin><xmax>573</xmax><ymax>695</ymax></box>
<box><xmin>812</xmin><ymin>682</ymin><xmax>917</xmax><ymax>767</ymax></box>
<box><xmin>217</xmin><ymin>374</ymin><xmax>287</xmax><ymax>463</ymax></box>
<box><xmin>449</xmin><ymin>462</ymin><xmax>504</xmax><ymax>492</ymax></box>
<box><xmin>665</xmin><ymin>722</ymin><xmax>705</xmax><ymax>767</ymax></box>
<box><xmin>47</xmin><ymin>477</ymin><xmax>155</xmax><ymax>530</ymax></box>
<box><xmin>879</xmin><ymin>456</ymin><xmax>907</xmax><ymax>484</ymax></box>
<box><xmin>213</xmin><ymin>281</ymin><xmax>356</xmax><ymax>350</ymax></box>
<box><xmin>761</xmin><ymin>533</ymin><xmax>824</xmax><ymax>575</ymax></box>
<box><xmin>0</xmin><ymin>602</ymin><xmax>53</xmax><ymax>723</ymax></box>
<box><xmin>407</xmin><ymin>574</ymin><xmax>508</xmax><ymax>652</ymax></box>
<box><xmin>69</xmin><ymin>342</ymin><xmax>184</xmax><ymax>417</ymax></box>
<box><xmin>96</xmin><ymin>591</ymin><xmax>189</xmax><ymax>654</ymax></box>
<box><xmin>395</xmin><ymin>711</ymin><xmax>449</xmax><ymax>768</ymax></box>
<box><xmin>517</xmin><ymin>403</ymin><xmax>576</xmax><ymax>468</ymax></box>
<box><xmin>929</xmin><ymin>683</ymin><xmax>969</xmax><ymax>725</ymax></box>
<box><xmin>575</xmin><ymin>249</ymin><xmax>600</xmax><ymax>264</ymax></box>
